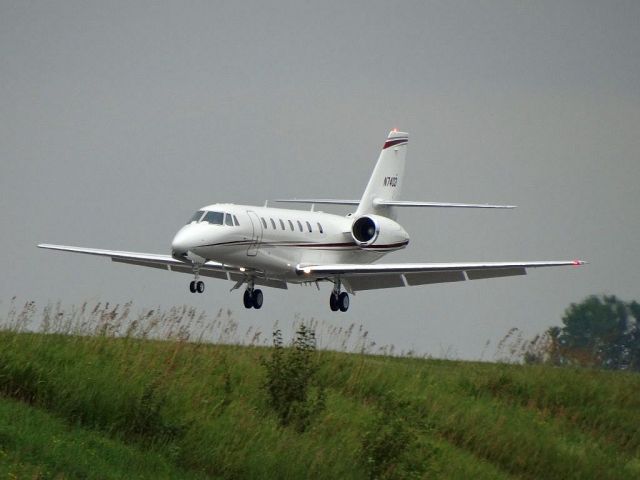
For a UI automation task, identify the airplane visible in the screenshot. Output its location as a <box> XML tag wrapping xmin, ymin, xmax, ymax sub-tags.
<box><xmin>38</xmin><ymin>129</ymin><xmax>585</xmax><ymax>312</ymax></box>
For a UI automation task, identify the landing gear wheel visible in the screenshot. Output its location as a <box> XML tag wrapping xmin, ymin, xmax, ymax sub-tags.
<box><xmin>329</xmin><ymin>293</ymin><xmax>339</xmax><ymax>311</ymax></box>
<box><xmin>338</xmin><ymin>292</ymin><xmax>349</xmax><ymax>312</ymax></box>
<box><xmin>189</xmin><ymin>280</ymin><xmax>196</xmax><ymax>293</ymax></box>
<box><xmin>243</xmin><ymin>290</ymin><xmax>253</xmax><ymax>309</ymax></box>
<box><xmin>252</xmin><ymin>289</ymin><xmax>263</xmax><ymax>309</ymax></box>
<box><xmin>196</xmin><ymin>281</ymin><xmax>205</xmax><ymax>293</ymax></box>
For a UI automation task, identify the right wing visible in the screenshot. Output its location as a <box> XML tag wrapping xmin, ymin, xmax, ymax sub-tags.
<box><xmin>37</xmin><ymin>244</ymin><xmax>288</xmax><ymax>289</ymax></box>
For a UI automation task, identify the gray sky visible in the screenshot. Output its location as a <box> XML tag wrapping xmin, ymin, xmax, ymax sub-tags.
<box><xmin>2</xmin><ymin>1</ymin><xmax>639</xmax><ymax>359</ymax></box>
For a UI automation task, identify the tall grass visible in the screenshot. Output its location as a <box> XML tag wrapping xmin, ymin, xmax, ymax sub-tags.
<box><xmin>0</xmin><ymin>299</ymin><xmax>638</xmax><ymax>479</ymax></box>
<box><xmin>1</xmin><ymin>297</ymin><xmax>401</xmax><ymax>355</ymax></box>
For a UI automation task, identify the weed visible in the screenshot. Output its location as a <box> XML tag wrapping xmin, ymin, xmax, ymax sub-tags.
<box><xmin>261</xmin><ymin>325</ymin><xmax>326</xmax><ymax>432</ymax></box>
<box><xmin>360</xmin><ymin>396</ymin><xmax>424</xmax><ymax>480</ymax></box>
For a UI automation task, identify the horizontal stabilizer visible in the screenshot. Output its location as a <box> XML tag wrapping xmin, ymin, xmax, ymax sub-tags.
<box><xmin>276</xmin><ymin>199</ymin><xmax>516</xmax><ymax>209</ymax></box>
<box><xmin>375</xmin><ymin>200</ymin><xmax>516</xmax><ymax>209</ymax></box>
<box><xmin>276</xmin><ymin>199</ymin><xmax>360</xmax><ymax>205</ymax></box>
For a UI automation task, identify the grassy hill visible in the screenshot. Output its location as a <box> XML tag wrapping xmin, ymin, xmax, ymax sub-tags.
<box><xmin>0</xmin><ymin>307</ymin><xmax>639</xmax><ymax>478</ymax></box>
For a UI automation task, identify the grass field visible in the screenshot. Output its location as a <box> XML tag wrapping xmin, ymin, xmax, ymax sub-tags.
<box><xmin>0</xmin><ymin>302</ymin><xmax>639</xmax><ymax>479</ymax></box>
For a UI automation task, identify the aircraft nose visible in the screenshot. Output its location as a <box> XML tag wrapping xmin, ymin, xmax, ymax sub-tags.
<box><xmin>171</xmin><ymin>228</ymin><xmax>194</xmax><ymax>257</ymax></box>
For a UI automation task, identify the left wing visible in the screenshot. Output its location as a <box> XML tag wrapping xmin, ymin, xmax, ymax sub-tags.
<box><xmin>297</xmin><ymin>260</ymin><xmax>585</xmax><ymax>291</ymax></box>
<box><xmin>37</xmin><ymin>244</ymin><xmax>288</xmax><ymax>289</ymax></box>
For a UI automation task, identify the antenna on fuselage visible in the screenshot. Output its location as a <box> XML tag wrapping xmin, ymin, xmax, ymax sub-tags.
<box><xmin>264</xmin><ymin>200</ymin><xmax>268</xmax><ymax>207</ymax></box>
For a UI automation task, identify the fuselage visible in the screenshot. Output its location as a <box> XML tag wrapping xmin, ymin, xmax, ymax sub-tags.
<box><xmin>171</xmin><ymin>203</ymin><xmax>410</xmax><ymax>283</ymax></box>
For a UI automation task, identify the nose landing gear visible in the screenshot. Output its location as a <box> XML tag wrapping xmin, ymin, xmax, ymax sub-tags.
<box><xmin>189</xmin><ymin>263</ymin><xmax>205</xmax><ymax>293</ymax></box>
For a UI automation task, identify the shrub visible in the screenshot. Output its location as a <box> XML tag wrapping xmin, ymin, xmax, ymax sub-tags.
<box><xmin>261</xmin><ymin>325</ymin><xmax>325</xmax><ymax>432</ymax></box>
<box><xmin>360</xmin><ymin>396</ymin><xmax>423</xmax><ymax>480</ymax></box>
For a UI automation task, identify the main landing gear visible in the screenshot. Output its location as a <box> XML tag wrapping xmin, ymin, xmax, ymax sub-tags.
<box><xmin>189</xmin><ymin>280</ymin><xmax>205</xmax><ymax>293</ymax></box>
<box><xmin>329</xmin><ymin>281</ymin><xmax>349</xmax><ymax>312</ymax></box>
<box><xmin>243</xmin><ymin>287</ymin><xmax>263</xmax><ymax>309</ymax></box>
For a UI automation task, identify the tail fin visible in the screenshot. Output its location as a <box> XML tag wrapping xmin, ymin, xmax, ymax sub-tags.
<box><xmin>355</xmin><ymin>129</ymin><xmax>408</xmax><ymax>218</ymax></box>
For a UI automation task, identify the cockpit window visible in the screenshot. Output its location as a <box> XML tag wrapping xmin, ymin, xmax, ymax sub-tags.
<box><xmin>225</xmin><ymin>213</ymin><xmax>234</xmax><ymax>226</ymax></box>
<box><xmin>233</xmin><ymin>215</ymin><xmax>240</xmax><ymax>226</ymax></box>
<box><xmin>188</xmin><ymin>210</ymin><xmax>205</xmax><ymax>224</ymax></box>
<box><xmin>202</xmin><ymin>211</ymin><xmax>224</xmax><ymax>225</ymax></box>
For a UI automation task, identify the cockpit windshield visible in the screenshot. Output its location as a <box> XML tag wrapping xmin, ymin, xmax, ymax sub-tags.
<box><xmin>187</xmin><ymin>210</ymin><xmax>239</xmax><ymax>226</ymax></box>
<box><xmin>202</xmin><ymin>211</ymin><xmax>224</xmax><ymax>225</ymax></box>
<box><xmin>187</xmin><ymin>210</ymin><xmax>205</xmax><ymax>224</ymax></box>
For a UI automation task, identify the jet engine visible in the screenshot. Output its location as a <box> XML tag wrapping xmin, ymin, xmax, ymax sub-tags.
<box><xmin>351</xmin><ymin>215</ymin><xmax>409</xmax><ymax>248</ymax></box>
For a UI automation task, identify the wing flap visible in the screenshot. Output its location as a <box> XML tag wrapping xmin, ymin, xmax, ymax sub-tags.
<box><xmin>228</xmin><ymin>273</ymin><xmax>288</xmax><ymax>290</ymax></box>
<box><xmin>466</xmin><ymin>267</ymin><xmax>526</xmax><ymax>280</ymax></box>
<box><xmin>112</xmin><ymin>258</ymin><xmax>171</xmax><ymax>271</ymax></box>
<box><xmin>345</xmin><ymin>274</ymin><xmax>406</xmax><ymax>291</ymax></box>
<box><xmin>404</xmin><ymin>271</ymin><xmax>466</xmax><ymax>285</ymax></box>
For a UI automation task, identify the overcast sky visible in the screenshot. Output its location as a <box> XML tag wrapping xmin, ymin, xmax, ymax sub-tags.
<box><xmin>1</xmin><ymin>1</ymin><xmax>639</xmax><ymax>359</ymax></box>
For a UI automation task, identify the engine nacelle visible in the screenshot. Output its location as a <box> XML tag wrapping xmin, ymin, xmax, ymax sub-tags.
<box><xmin>351</xmin><ymin>215</ymin><xmax>409</xmax><ymax>248</ymax></box>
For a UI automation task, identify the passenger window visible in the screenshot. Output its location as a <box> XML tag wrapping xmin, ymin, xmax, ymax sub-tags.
<box><xmin>233</xmin><ymin>215</ymin><xmax>240</xmax><ymax>226</ymax></box>
<box><xmin>279</xmin><ymin>219</ymin><xmax>285</xmax><ymax>230</ymax></box>
<box><xmin>225</xmin><ymin>213</ymin><xmax>234</xmax><ymax>226</ymax></box>
<box><xmin>261</xmin><ymin>217</ymin><xmax>267</xmax><ymax>229</ymax></box>
<box><xmin>317</xmin><ymin>222</ymin><xmax>323</xmax><ymax>234</ymax></box>
<box><xmin>270</xmin><ymin>218</ymin><xmax>276</xmax><ymax>230</ymax></box>
<box><xmin>297</xmin><ymin>220</ymin><xmax>303</xmax><ymax>232</ymax></box>
<box><xmin>188</xmin><ymin>210</ymin><xmax>205</xmax><ymax>224</ymax></box>
<box><xmin>202</xmin><ymin>211</ymin><xmax>224</xmax><ymax>225</ymax></box>
<box><xmin>306</xmin><ymin>221</ymin><xmax>312</xmax><ymax>232</ymax></box>
<box><xmin>288</xmin><ymin>220</ymin><xmax>294</xmax><ymax>231</ymax></box>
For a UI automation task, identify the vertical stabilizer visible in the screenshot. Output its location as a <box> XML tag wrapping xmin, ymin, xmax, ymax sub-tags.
<box><xmin>355</xmin><ymin>130</ymin><xmax>408</xmax><ymax>218</ymax></box>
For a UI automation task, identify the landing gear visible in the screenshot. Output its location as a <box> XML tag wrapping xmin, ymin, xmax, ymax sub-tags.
<box><xmin>189</xmin><ymin>262</ymin><xmax>205</xmax><ymax>293</ymax></box>
<box><xmin>243</xmin><ymin>289</ymin><xmax>253</xmax><ymax>308</ymax></box>
<box><xmin>189</xmin><ymin>280</ymin><xmax>205</xmax><ymax>293</ymax></box>
<box><xmin>330</xmin><ymin>292</ymin><xmax>339</xmax><ymax>311</ymax></box>
<box><xmin>243</xmin><ymin>283</ymin><xmax>264</xmax><ymax>309</ymax></box>
<box><xmin>253</xmin><ymin>289</ymin><xmax>263</xmax><ymax>309</ymax></box>
<box><xmin>329</xmin><ymin>280</ymin><xmax>349</xmax><ymax>312</ymax></box>
<box><xmin>338</xmin><ymin>292</ymin><xmax>349</xmax><ymax>312</ymax></box>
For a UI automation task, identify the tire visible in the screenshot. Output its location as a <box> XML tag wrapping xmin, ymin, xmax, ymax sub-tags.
<box><xmin>252</xmin><ymin>289</ymin><xmax>263</xmax><ymax>309</ymax></box>
<box><xmin>189</xmin><ymin>280</ymin><xmax>196</xmax><ymax>293</ymax></box>
<box><xmin>338</xmin><ymin>292</ymin><xmax>349</xmax><ymax>312</ymax></box>
<box><xmin>329</xmin><ymin>293</ymin><xmax>339</xmax><ymax>311</ymax></box>
<box><xmin>196</xmin><ymin>281</ymin><xmax>205</xmax><ymax>293</ymax></box>
<box><xmin>243</xmin><ymin>290</ymin><xmax>253</xmax><ymax>309</ymax></box>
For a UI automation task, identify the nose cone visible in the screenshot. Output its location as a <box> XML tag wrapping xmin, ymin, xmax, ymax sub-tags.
<box><xmin>171</xmin><ymin>226</ymin><xmax>196</xmax><ymax>258</ymax></box>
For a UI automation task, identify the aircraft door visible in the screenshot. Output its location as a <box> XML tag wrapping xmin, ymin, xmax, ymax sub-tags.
<box><xmin>246</xmin><ymin>211</ymin><xmax>263</xmax><ymax>256</ymax></box>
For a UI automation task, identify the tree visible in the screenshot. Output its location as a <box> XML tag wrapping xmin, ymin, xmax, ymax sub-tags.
<box><xmin>556</xmin><ymin>295</ymin><xmax>640</xmax><ymax>370</ymax></box>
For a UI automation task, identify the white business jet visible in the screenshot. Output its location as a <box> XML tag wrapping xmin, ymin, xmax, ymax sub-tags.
<box><xmin>38</xmin><ymin>130</ymin><xmax>584</xmax><ymax>312</ymax></box>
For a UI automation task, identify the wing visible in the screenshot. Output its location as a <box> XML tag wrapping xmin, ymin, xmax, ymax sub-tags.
<box><xmin>37</xmin><ymin>244</ymin><xmax>288</xmax><ymax>289</ymax></box>
<box><xmin>297</xmin><ymin>260</ymin><xmax>585</xmax><ymax>291</ymax></box>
